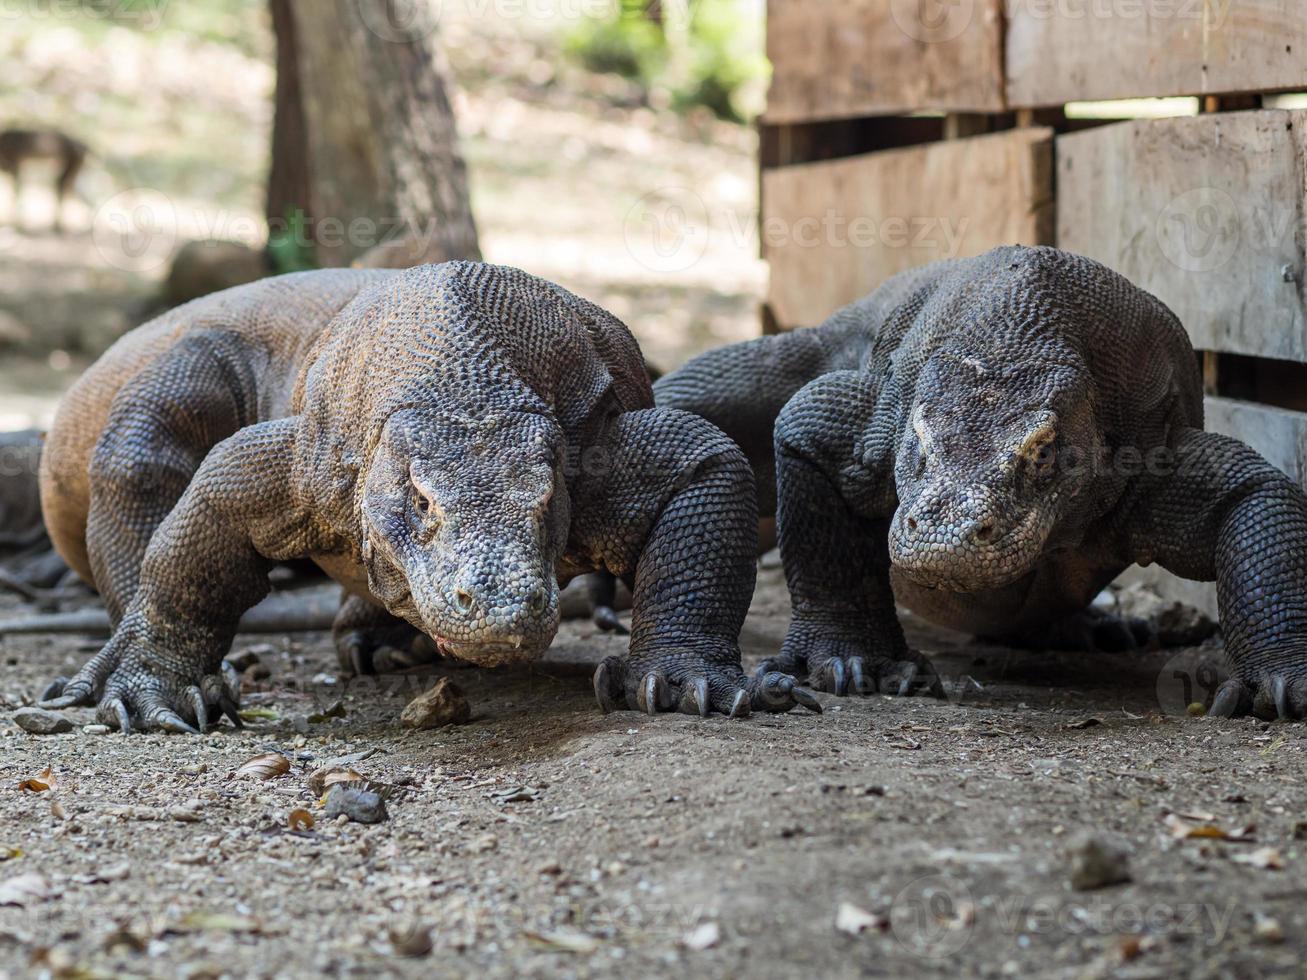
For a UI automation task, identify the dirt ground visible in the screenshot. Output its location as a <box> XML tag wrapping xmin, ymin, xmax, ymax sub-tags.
<box><xmin>0</xmin><ymin>564</ymin><xmax>1304</xmax><ymax>980</ymax></box>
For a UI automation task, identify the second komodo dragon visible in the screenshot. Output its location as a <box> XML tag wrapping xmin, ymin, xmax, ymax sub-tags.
<box><xmin>38</xmin><ymin>262</ymin><xmax>815</xmax><ymax>732</ymax></box>
<box><xmin>655</xmin><ymin>246</ymin><xmax>1307</xmax><ymax>720</ymax></box>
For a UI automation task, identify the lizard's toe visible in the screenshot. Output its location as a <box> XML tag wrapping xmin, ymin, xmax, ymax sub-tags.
<box><xmin>40</xmin><ymin>646</ymin><xmax>120</xmax><ymax>710</ymax></box>
<box><xmin>592</xmin><ymin>606</ymin><xmax>629</xmax><ymax>635</ymax></box>
<box><xmin>594</xmin><ymin>654</ymin><xmax>797</xmax><ymax>718</ymax></box>
<box><xmin>1209</xmin><ymin>674</ymin><xmax>1307</xmax><ymax>721</ymax></box>
<box><xmin>749</xmin><ymin>671</ymin><xmax>822</xmax><ymax>714</ymax></box>
<box><xmin>95</xmin><ymin>659</ymin><xmax>242</xmax><ymax>735</ymax></box>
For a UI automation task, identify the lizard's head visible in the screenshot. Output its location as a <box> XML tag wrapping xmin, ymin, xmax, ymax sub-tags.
<box><xmin>887</xmin><ymin>351</ymin><xmax>1096</xmax><ymax>594</ymax></box>
<box><xmin>360</xmin><ymin>409</ymin><xmax>567</xmax><ymax>666</ymax></box>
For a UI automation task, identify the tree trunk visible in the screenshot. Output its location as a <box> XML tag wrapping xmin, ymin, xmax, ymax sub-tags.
<box><xmin>266</xmin><ymin>0</ymin><xmax>480</xmax><ymax>269</ymax></box>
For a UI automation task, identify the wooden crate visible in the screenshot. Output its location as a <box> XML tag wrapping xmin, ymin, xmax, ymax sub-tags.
<box><xmin>1008</xmin><ymin>1</ymin><xmax>1307</xmax><ymax>107</ymax></box>
<box><xmin>1057</xmin><ymin>110</ymin><xmax>1307</xmax><ymax>363</ymax></box>
<box><xmin>764</xmin><ymin>0</ymin><xmax>1005</xmax><ymax>124</ymax></box>
<box><xmin>763</xmin><ymin>127</ymin><xmax>1054</xmax><ymax>329</ymax></box>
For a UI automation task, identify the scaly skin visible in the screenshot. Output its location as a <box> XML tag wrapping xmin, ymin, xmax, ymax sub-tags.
<box><xmin>656</xmin><ymin>246</ymin><xmax>1307</xmax><ymax>720</ymax></box>
<box><xmin>37</xmin><ymin>262</ymin><xmax>816</xmax><ymax>733</ymax></box>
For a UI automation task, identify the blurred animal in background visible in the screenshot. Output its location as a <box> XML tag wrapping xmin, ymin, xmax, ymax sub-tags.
<box><xmin>0</xmin><ymin>429</ymin><xmax>70</xmax><ymax>597</ymax></box>
<box><xmin>0</xmin><ymin>127</ymin><xmax>90</xmax><ymax>233</ymax></box>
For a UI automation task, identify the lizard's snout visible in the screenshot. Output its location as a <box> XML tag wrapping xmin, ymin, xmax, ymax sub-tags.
<box><xmin>418</xmin><ymin>564</ymin><xmax>559</xmax><ymax>666</ymax></box>
<box><xmin>888</xmin><ymin>487</ymin><xmax>1031</xmax><ymax>592</ymax></box>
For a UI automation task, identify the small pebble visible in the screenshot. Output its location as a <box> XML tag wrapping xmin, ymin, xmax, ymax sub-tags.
<box><xmin>323</xmin><ymin>785</ymin><xmax>388</xmax><ymax>824</ymax></box>
<box><xmin>82</xmin><ymin>724</ymin><xmax>111</xmax><ymax>736</ymax></box>
<box><xmin>1254</xmin><ymin>915</ymin><xmax>1285</xmax><ymax>944</ymax></box>
<box><xmin>401</xmin><ymin>678</ymin><xmax>471</xmax><ymax>729</ymax></box>
<box><xmin>1068</xmin><ymin>832</ymin><xmax>1132</xmax><ymax>890</ymax></box>
<box><xmin>13</xmin><ymin>707</ymin><xmax>73</xmax><ymax>735</ymax></box>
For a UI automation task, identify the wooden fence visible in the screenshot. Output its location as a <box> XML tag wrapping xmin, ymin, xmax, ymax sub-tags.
<box><xmin>761</xmin><ymin>0</ymin><xmax>1307</xmax><ymax>611</ymax></box>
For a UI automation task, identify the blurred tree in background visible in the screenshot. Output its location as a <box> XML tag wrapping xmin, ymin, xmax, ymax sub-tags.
<box><xmin>565</xmin><ymin>0</ymin><xmax>768</xmax><ymax>122</ymax></box>
<box><xmin>266</xmin><ymin>0</ymin><xmax>480</xmax><ymax>271</ymax></box>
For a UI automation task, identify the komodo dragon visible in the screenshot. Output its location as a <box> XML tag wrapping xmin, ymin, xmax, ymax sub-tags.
<box><xmin>37</xmin><ymin>262</ymin><xmax>816</xmax><ymax>732</ymax></box>
<box><xmin>654</xmin><ymin>246</ymin><xmax>1307</xmax><ymax>720</ymax></box>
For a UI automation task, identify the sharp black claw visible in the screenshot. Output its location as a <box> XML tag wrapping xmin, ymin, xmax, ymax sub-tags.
<box><xmin>108</xmin><ymin>699</ymin><xmax>131</xmax><ymax>734</ymax></box>
<box><xmin>40</xmin><ymin>677</ymin><xmax>68</xmax><ymax>702</ymax></box>
<box><xmin>187</xmin><ymin>688</ymin><xmax>208</xmax><ymax>735</ymax></box>
<box><xmin>349</xmin><ymin>642</ymin><xmax>374</xmax><ymax>678</ymax></box>
<box><xmin>792</xmin><ymin>686</ymin><xmax>823</xmax><ymax>714</ymax></box>
<box><xmin>637</xmin><ymin>672</ymin><xmax>668</xmax><ymax>715</ymax></box>
<box><xmin>848</xmin><ymin>657</ymin><xmax>866</xmax><ymax>695</ymax></box>
<box><xmin>220</xmin><ymin>694</ymin><xmax>244</xmax><ymax>729</ymax></box>
<box><xmin>897</xmin><ymin>663</ymin><xmax>919</xmax><ymax>698</ymax></box>
<box><xmin>679</xmin><ymin>676</ymin><xmax>709</xmax><ymax>717</ymax></box>
<box><xmin>828</xmin><ymin>658</ymin><xmax>848</xmax><ymax>696</ymax></box>
<box><xmin>40</xmin><ymin>693</ymin><xmax>81</xmax><ymax>710</ymax></box>
<box><xmin>729</xmin><ymin>689</ymin><xmax>750</xmax><ymax>719</ymax></box>
<box><xmin>1210</xmin><ymin>679</ymin><xmax>1245</xmax><ymax>718</ymax></box>
<box><xmin>592</xmin><ymin>606</ymin><xmax>629</xmax><ymax>635</ymax></box>
<box><xmin>593</xmin><ymin>659</ymin><xmax>621</xmax><ymax>714</ymax></box>
<box><xmin>155</xmin><ymin>709</ymin><xmax>199</xmax><ymax>735</ymax></box>
<box><xmin>1272</xmin><ymin>676</ymin><xmax>1291</xmax><ymax>721</ymax></box>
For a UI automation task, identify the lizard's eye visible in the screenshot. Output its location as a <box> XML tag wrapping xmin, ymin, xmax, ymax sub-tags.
<box><xmin>1031</xmin><ymin>443</ymin><xmax>1057</xmax><ymax>478</ymax></box>
<box><xmin>413</xmin><ymin>491</ymin><xmax>433</xmax><ymax>515</ymax></box>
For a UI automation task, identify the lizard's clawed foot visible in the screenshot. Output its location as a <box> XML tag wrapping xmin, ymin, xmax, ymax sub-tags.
<box><xmin>761</xmin><ymin>639</ymin><xmax>944</xmax><ymax>699</ymax></box>
<box><xmin>1209</xmin><ymin>673</ymin><xmax>1307</xmax><ymax>721</ymax></box>
<box><xmin>593</xmin><ymin>654</ymin><xmax>820</xmax><ymax>717</ymax></box>
<box><xmin>336</xmin><ymin>631</ymin><xmax>439</xmax><ymax>676</ymax></box>
<box><xmin>40</xmin><ymin>640</ymin><xmax>242</xmax><ymax>734</ymax></box>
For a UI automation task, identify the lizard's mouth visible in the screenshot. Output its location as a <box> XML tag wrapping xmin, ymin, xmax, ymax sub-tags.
<box><xmin>433</xmin><ymin>635</ymin><xmax>544</xmax><ymax>667</ymax></box>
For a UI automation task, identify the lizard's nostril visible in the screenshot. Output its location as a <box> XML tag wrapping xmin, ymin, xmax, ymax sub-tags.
<box><xmin>455</xmin><ymin>588</ymin><xmax>475</xmax><ymax>613</ymax></box>
<box><xmin>974</xmin><ymin>522</ymin><xmax>995</xmax><ymax>543</ymax></box>
<box><xmin>907</xmin><ymin>517</ymin><xmax>919</xmax><ymax>531</ymax></box>
<box><xmin>528</xmin><ymin>586</ymin><xmax>548</xmax><ymax>615</ymax></box>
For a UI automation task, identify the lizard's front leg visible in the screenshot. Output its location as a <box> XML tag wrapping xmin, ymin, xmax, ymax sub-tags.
<box><xmin>1130</xmin><ymin>429</ymin><xmax>1307</xmax><ymax>720</ymax></box>
<box><xmin>42</xmin><ymin>419</ymin><xmax>309</xmax><ymax>732</ymax></box>
<box><xmin>767</xmin><ymin>372</ymin><xmax>943</xmax><ymax>698</ymax></box>
<box><xmin>577</xmin><ymin>409</ymin><xmax>818</xmax><ymax>717</ymax></box>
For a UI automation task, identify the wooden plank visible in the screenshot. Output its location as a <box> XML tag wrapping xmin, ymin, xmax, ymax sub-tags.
<box><xmin>1008</xmin><ymin>1</ymin><xmax>1307</xmax><ymax>107</ymax></box>
<box><xmin>1056</xmin><ymin>110</ymin><xmax>1307</xmax><ymax>363</ymax></box>
<box><xmin>763</xmin><ymin>128</ymin><xmax>1054</xmax><ymax>330</ymax></box>
<box><xmin>1205</xmin><ymin>396</ymin><xmax>1307</xmax><ymax>489</ymax></box>
<box><xmin>764</xmin><ymin>0</ymin><xmax>1004</xmax><ymax>124</ymax></box>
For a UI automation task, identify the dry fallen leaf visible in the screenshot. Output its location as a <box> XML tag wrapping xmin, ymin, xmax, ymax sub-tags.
<box><xmin>524</xmin><ymin>927</ymin><xmax>600</xmax><ymax>953</ymax></box>
<box><xmin>1232</xmin><ymin>847</ymin><xmax>1284</xmax><ymax>870</ymax></box>
<box><xmin>18</xmin><ymin>766</ymin><xmax>56</xmax><ymax>793</ymax></box>
<box><xmin>307</xmin><ymin>767</ymin><xmax>363</xmax><ymax>796</ymax></box>
<box><xmin>1065</xmin><ymin>717</ymin><xmax>1103</xmax><ymax>730</ymax></box>
<box><xmin>287</xmin><ymin>808</ymin><xmax>315</xmax><ymax>831</ymax></box>
<box><xmin>0</xmin><ymin>872</ymin><xmax>53</xmax><ymax>907</ymax></box>
<box><xmin>234</xmin><ymin>753</ymin><xmax>290</xmax><ymax>781</ymax></box>
<box><xmin>1164</xmin><ymin>814</ymin><xmax>1231</xmax><ymax>840</ymax></box>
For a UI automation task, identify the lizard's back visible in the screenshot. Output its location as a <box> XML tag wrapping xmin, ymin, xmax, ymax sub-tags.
<box><xmin>41</xmin><ymin>268</ymin><xmax>394</xmax><ymax>580</ymax></box>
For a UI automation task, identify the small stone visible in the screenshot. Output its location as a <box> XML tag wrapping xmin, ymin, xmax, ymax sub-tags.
<box><xmin>1186</xmin><ymin>702</ymin><xmax>1207</xmax><ymax>717</ymax></box>
<box><xmin>1254</xmin><ymin>914</ymin><xmax>1285</xmax><ymax>944</ymax></box>
<box><xmin>12</xmin><ymin>708</ymin><xmax>73</xmax><ymax>735</ymax></box>
<box><xmin>389</xmin><ymin>922</ymin><xmax>434</xmax><ymax>957</ymax></box>
<box><xmin>1068</xmin><ymin>832</ymin><xmax>1132</xmax><ymax>890</ymax></box>
<box><xmin>82</xmin><ymin>724</ymin><xmax>111</xmax><ymax>736</ymax></box>
<box><xmin>836</xmin><ymin>902</ymin><xmax>882</xmax><ymax>935</ymax></box>
<box><xmin>323</xmin><ymin>785</ymin><xmax>388</xmax><ymax>824</ymax></box>
<box><xmin>400</xmin><ymin>678</ymin><xmax>471</xmax><ymax>729</ymax></box>
<box><xmin>682</xmin><ymin>922</ymin><xmax>720</xmax><ymax>951</ymax></box>
<box><xmin>471</xmin><ymin>834</ymin><xmax>498</xmax><ymax>854</ymax></box>
<box><xmin>537</xmin><ymin>860</ymin><xmax>563</xmax><ymax>876</ymax></box>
